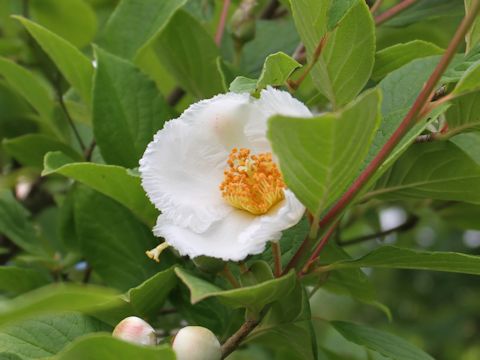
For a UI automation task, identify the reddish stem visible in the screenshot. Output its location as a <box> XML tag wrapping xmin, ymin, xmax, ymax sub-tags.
<box><xmin>319</xmin><ymin>0</ymin><xmax>480</xmax><ymax>229</ymax></box>
<box><xmin>288</xmin><ymin>34</ymin><xmax>329</xmax><ymax>90</ymax></box>
<box><xmin>301</xmin><ymin>221</ymin><xmax>339</xmax><ymax>275</ymax></box>
<box><xmin>271</xmin><ymin>241</ymin><xmax>282</xmax><ymax>277</ymax></box>
<box><xmin>370</xmin><ymin>0</ymin><xmax>384</xmax><ymax>14</ymax></box>
<box><xmin>215</xmin><ymin>0</ymin><xmax>232</xmax><ymax>45</ymax></box>
<box><xmin>287</xmin><ymin>0</ymin><xmax>480</xmax><ymax>272</ymax></box>
<box><xmin>375</xmin><ymin>0</ymin><xmax>418</xmax><ymax>26</ymax></box>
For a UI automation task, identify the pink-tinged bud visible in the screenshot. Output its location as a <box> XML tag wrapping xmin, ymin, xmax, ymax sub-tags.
<box><xmin>112</xmin><ymin>316</ymin><xmax>156</xmax><ymax>346</ymax></box>
<box><xmin>172</xmin><ymin>326</ymin><xmax>221</xmax><ymax>360</ymax></box>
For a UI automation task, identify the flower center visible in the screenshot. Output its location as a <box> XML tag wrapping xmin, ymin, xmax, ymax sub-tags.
<box><xmin>220</xmin><ymin>148</ymin><xmax>285</xmax><ymax>215</ymax></box>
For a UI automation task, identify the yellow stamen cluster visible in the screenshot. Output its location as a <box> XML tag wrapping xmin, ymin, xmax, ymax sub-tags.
<box><xmin>220</xmin><ymin>148</ymin><xmax>285</xmax><ymax>215</ymax></box>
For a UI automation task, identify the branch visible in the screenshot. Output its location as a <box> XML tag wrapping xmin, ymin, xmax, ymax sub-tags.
<box><xmin>271</xmin><ymin>241</ymin><xmax>282</xmax><ymax>277</ymax></box>
<box><xmin>84</xmin><ymin>140</ymin><xmax>96</xmax><ymax>161</ymax></box>
<box><xmin>221</xmin><ymin>318</ymin><xmax>260</xmax><ymax>359</ymax></box>
<box><xmin>338</xmin><ymin>215</ymin><xmax>418</xmax><ymax>247</ymax></box>
<box><xmin>288</xmin><ymin>34</ymin><xmax>329</xmax><ymax>90</ymax></box>
<box><xmin>301</xmin><ymin>221</ymin><xmax>339</xmax><ymax>275</ymax></box>
<box><xmin>370</xmin><ymin>0</ymin><xmax>383</xmax><ymax>14</ymax></box>
<box><xmin>215</xmin><ymin>0</ymin><xmax>232</xmax><ymax>45</ymax></box>
<box><xmin>285</xmin><ymin>0</ymin><xmax>480</xmax><ymax>273</ymax></box>
<box><xmin>318</xmin><ymin>0</ymin><xmax>480</xmax><ymax>232</ymax></box>
<box><xmin>54</xmin><ymin>74</ymin><xmax>86</xmax><ymax>153</ymax></box>
<box><xmin>375</xmin><ymin>0</ymin><xmax>418</xmax><ymax>26</ymax></box>
<box><xmin>222</xmin><ymin>265</ymin><xmax>240</xmax><ymax>288</ymax></box>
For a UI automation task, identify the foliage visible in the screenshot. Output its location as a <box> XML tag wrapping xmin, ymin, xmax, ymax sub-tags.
<box><xmin>0</xmin><ymin>0</ymin><xmax>480</xmax><ymax>359</ymax></box>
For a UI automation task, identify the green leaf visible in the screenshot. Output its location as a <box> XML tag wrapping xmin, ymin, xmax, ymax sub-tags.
<box><xmin>43</xmin><ymin>151</ymin><xmax>157</xmax><ymax>226</ymax></box>
<box><xmin>0</xmin><ymin>191</ymin><xmax>41</xmax><ymax>254</ymax></box>
<box><xmin>439</xmin><ymin>202</ymin><xmax>480</xmax><ymax>230</ymax></box>
<box><xmin>314</xmin><ymin>242</ymin><xmax>390</xmax><ymax>319</ymax></box>
<box><xmin>13</xmin><ymin>17</ymin><xmax>94</xmax><ymax>106</ymax></box>
<box><xmin>229</xmin><ymin>76</ymin><xmax>257</xmax><ymax>94</ymax></box>
<box><xmin>327</xmin><ymin>0</ymin><xmax>359</xmax><ymax>30</ymax></box>
<box><xmin>0</xmin><ymin>267</ymin><xmax>49</xmax><ymax>295</ymax></box>
<box><xmin>125</xmin><ymin>267</ymin><xmax>177</xmax><ymax>319</ymax></box>
<box><xmin>443</xmin><ymin>44</ymin><xmax>480</xmax><ymax>83</ymax></box>
<box><xmin>3</xmin><ymin>135</ymin><xmax>81</xmax><ymax>168</ymax></box>
<box><xmin>466</xmin><ymin>0</ymin><xmax>480</xmax><ymax>52</ymax></box>
<box><xmin>331</xmin><ymin>321</ymin><xmax>434</xmax><ymax>360</ymax></box>
<box><xmin>240</xmin><ymin>19</ymin><xmax>300</xmax><ymax>77</ymax></box>
<box><xmin>94</xmin><ymin>267</ymin><xmax>177</xmax><ymax>325</ymax></box>
<box><xmin>175</xmin><ymin>267</ymin><xmax>296</xmax><ymax>314</ymax></box>
<box><xmin>239</xmin><ymin>261</ymin><xmax>274</xmax><ymax>288</ymax></box>
<box><xmin>0</xmin><ymin>313</ymin><xmax>109</xmax><ymax>359</ymax></box>
<box><xmin>74</xmin><ymin>187</ymin><xmax>160</xmax><ymax>291</ymax></box>
<box><xmin>290</xmin><ymin>0</ymin><xmax>375</xmax><ymax>107</ymax></box>
<box><xmin>268</xmin><ymin>89</ymin><xmax>381</xmax><ymax>215</ymax></box>
<box><xmin>450</xmin><ymin>132</ymin><xmax>480</xmax><ymax>165</ymax></box>
<box><xmin>56</xmin><ymin>334</ymin><xmax>175</xmax><ymax>360</ymax></box>
<box><xmin>383</xmin><ymin>0</ymin><xmax>464</xmax><ymax>27</ymax></box>
<box><xmin>147</xmin><ymin>10</ymin><xmax>224</xmax><ymax>99</ymax></box>
<box><xmin>0</xmin><ymin>58</ymin><xmax>55</xmax><ymax>130</ymax></box>
<box><xmin>445</xmin><ymin>92</ymin><xmax>480</xmax><ymax>134</ymax></box>
<box><xmin>0</xmin><ymin>284</ymin><xmax>118</xmax><ymax>327</ymax></box>
<box><xmin>322</xmin><ymin>246</ymin><xmax>480</xmax><ymax>275</ymax></box>
<box><xmin>248</xmin><ymin>282</ymin><xmax>317</xmax><ymax>360</ymax></box>
<box><xmin>363</xmin><ymin>56</ymin><xmax>446</xmax><ymax>179</ymax></box>
<box><xmin>93</xmin><ymin>48</ymin><xmax>172</xmax><ymax>168</ymax></box>
<box><xmin>257</xmin><ymin>52</ymin><xmax>301</xmax><ymax>90</ymax></box>
<box><xmin>30</xmin><ymin>0</ymin><xmax>97</xmax><ymax>49</ymax></box>
<box><xmin>369</xmin><ymin>141</ymin><xmax>480</xmax><ymax>204</ymax></box>
<box><xmin>453</xmin><ymin>60</ymin><xmax>480</xmax><ymax>95</ymax></box>
<box><xmin>230</xmin><ymin>52</ymin><xmax>300</xmax><ymax>94</ymax></box>
<box><xmin>100</xmin><ymin>0</ymin><xmax>186</xmax><ymax>60</ymax></box>
<box><xmin>372</xmin><ymin>40</ymin><xmax>444</xmax><ymax>81</ymax></box>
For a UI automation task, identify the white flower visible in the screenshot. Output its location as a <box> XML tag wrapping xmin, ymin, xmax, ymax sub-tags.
<box><xmin>140</xmin><ymin>88</ymin><xmax>310</xmax><ymax>261</ymax></box>
<box><xmin>172</xmin><ymin>326</ymin><xmax>221</xmax><ymax>360</ymax></box>
<box><xmin>112</xmin><ymin>316</ymin><xmax>156</xmax><ymax>345</ymax></box>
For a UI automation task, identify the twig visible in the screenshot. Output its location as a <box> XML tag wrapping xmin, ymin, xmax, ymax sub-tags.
<box><xmin>370</xmin><ymin>0</ymin><xmax>383</xmax><ymax>13</ymax></box>
<box><xmin>238</xmin><ymin>262</ymin><xmax>248</xmax><ymax>273</ymax></box>
<box><xmin>215</xmin><ymin>0</ymin><xmax>231</xmax><ymax>45</ymax></box>
<box><xmin>222</xmin><ymin>265</ymin><xmax>240</xmax><ymax>288</ymax></box>
<box><xmin>338</xmin><ymin>215</ymin><xmax>418</xmax><ymax>247</ymax></box>
<box><xmin>84</xmin><ymin>140</ymin><xmax>96</xmax><ymax>161</ymax></box>
<box><xmin>375</xmin><ymin>0</ymin><xmax>418</xmax><ymax>26</ymax></box>
<box><xmin>301</xmin><ymin>221</ymin><xmax>339</xmax><ymax>275</ymax></box>
<box><xmin>285</xmin><ymin>0</ymin><xmax>480</xmax><ymax>274</ymax></box>
<box><xmin>292</xmin><ymin>43</ymin><xmax>306</xmax><ymax>63</ymax></box>
<box><xmin>317</xmin><ymin>0</ymin><xmax>480</xmax><ymax>233</ymax></box>
<box><xmin>271</xmin><ymin>241</ymin><xmax>282</xmax><ymax>277</ymax></box>
<box><xmin>282</xmin><ymin>232</ymin><xmax>310</xmax><ymax>275</ymax></box>
<box><xmin>55</xmin><ymin>74</ymin><xmax>87</xmax><ymax>153</ymax></box>
<box><xmin>221</xmin><ymin>318</ymin><xmax>260</xmax><ymax>358</ymax></box>
<box><xmin>288</xmin><ymin>34</ymin><xmax>329</xmax><ymax>91</ymax></box>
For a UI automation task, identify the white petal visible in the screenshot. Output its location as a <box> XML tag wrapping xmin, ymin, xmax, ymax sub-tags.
<box><xmin>239</xmin><ymin>190</ymin><xmax>306</xmax><ymax>245</ymax></box>
<box><xmin>245</xmin><ymin>87</ymin><xmax>312</xmax><ymax>152</ymax></box>
<box><xmin>154</xmin><ymin>190</ymin><xmax>305</xmax><ymax>261</ymax></box>
<box><xmin>139</xmin><ymin>93</ymin><xmax>254</xmax><ymax>233</ymax></box>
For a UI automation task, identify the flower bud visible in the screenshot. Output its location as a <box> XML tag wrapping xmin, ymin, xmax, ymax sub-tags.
<box><xmin>172</xmin><ymin>326</ymin><xmax>221</xmax><ymax>360</ymax></box>
<box><xmin>112</xmin><ymin>316</ymin><xmax>156</xmax><ymax>346</ymax></box>
<box><xmin>230</xmin><ymin>0</ymin><xmax>257</xmax><ymax>44</ymax></box>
